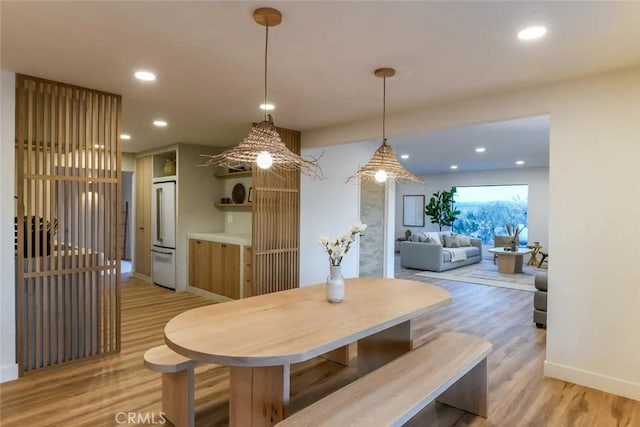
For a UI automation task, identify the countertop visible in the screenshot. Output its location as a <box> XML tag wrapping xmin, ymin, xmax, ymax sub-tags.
<box><xmin>188</xmin><ymin>232</ymin><xmax>252</xmax><ymax>246</ymax></box>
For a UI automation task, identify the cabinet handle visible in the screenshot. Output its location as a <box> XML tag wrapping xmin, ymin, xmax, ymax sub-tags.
<box><xmin>221</xmin><ymin>244</ymin><xmax>227</xmax><ymax>248</ymax></box>
<box><xmin>196</xmin><ymin>240</ymin><xmax>201</xmax><ymax>244</ymax></box>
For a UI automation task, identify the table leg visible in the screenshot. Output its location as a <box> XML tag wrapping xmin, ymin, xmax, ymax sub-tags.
<box><xmin>320</xmin><ymin>343</ymin><xmax>356</xmax><ymax>367</ymax></box>
<box><xmin>497</xmin><ymin>255</ymin><xmax>523</xmax><ymax>274</ymax></box>
<box><xmin>229</xmin><ymin>365</ymin><xmax>290</xmax><ymax>427</ymax></box>
<box><xmin>357</xmin><ymin>320</ymin><xmax>412</xmax><ymax>376</ymax></box>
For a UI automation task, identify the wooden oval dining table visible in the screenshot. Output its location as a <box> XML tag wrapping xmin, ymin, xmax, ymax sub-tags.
<box><xmin>164</xmin><ymin>277</ymin><xmax>451</xmax><ymax>427</ymax></box>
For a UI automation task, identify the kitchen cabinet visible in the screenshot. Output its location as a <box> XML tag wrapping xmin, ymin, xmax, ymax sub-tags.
<box><xmin>135</xmin><ymin>156</ymin><xmax>152</xmax><ymax>276</ymax></box>
<box><xmin>189</xmin><ymin>238</ymin><xmax>245</xmax><ymax>299</ymax></box>
<box><xmin>243</xmin><ymin>246</ymin><xmax>253</xmax><ymax>298</ymax></box>
<box><xmin>221</xmin><ymin>243</ymin><xmax>240</xmax><ymax>299</ymax></box>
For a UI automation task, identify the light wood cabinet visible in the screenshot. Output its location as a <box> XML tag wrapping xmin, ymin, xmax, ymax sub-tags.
<box><xmin>189</xmin><ymin>239</ymin><xmax>212</xmax><ymax>292</ymax></box>
<box><xmin>243</xmin><ymin>246</ymin><xmax>253</xmax><ymax>298</ymax></box>
<box><xmin>135</xmin><ymin>156</ymin><xmax>152</xmax><ymax>276</ymax></box>
<box><xmin>188</xmin><ymin>239</ymin><xmax>242</xmax><ymax>299</ymax></box>
<box><xmin>222</xmin><ymin>243</ymin><xmax>240</xmax><ymax>299</ymax></box>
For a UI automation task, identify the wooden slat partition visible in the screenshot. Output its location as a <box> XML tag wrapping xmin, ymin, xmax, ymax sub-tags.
<box><xmin>251</xmin><ymin>127</ymin><xmax>301</xmax><ymax>295</ymax></box>
<box><xmin>15</xmin><ymin>74</ymin><xmax>122</xmax><ymax>375</ymax></box>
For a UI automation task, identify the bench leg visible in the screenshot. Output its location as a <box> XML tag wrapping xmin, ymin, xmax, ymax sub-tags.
<box><xmin>437</xmin><ymin>358</ymin><xmax>488</xmax><ymax>417</ymax></box>
<box><xmin>229</xmin><ymin>364</ymin><xmax>290</xmax><ymax>427</ymax></box>
<box><xmin>357</xmin><ymin>320</ymin><xmax>413</xmax><ymax>376</ymax></box>
<box><xmin>162</xmin><ymin>368</ymin><xmax>194</xmax><ymax>427</ymax></box>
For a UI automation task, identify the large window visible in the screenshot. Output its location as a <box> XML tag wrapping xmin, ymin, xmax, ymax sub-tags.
<box><xmin>453</xmin><ymin>185</ymin><xmax>528</xmax><ymax>245</ymax></box>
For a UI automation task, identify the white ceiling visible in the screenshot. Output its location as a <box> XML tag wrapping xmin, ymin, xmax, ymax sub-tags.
<box><xmin>390</xmin><ymin>115</ymin><xmax>549</xmax><ymax>175</ymax></box>
<box><xmin>1</xmin><ymin>1</ymin><xmax>639</xmax><ymax>153</ymax></box>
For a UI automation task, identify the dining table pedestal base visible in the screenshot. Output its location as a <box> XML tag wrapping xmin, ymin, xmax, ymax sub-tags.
<box><xmin>357</xmin><ymin>320</ymin><xmax>413</xmax><ymax>376</ymax></box>
<box><xmin>229</xmin><ymin>365</ymin><xmax>290</xmax><ymax>427</ymax></box>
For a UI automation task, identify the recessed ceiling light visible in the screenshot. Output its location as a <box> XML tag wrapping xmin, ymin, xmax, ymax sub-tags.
<box><xmin>120</xmin><ymin>134</ymin><xmax>131</xmax><ymax>140</ymax></box>
<box><xmin>400</xmin><ymin>154</ymin><xmax>410</xmax><ymax>160</ymax></box>
<box><xmin>153</xmin><ymin>120</ymin><xmax>167</xmax><ymax>127</ymax></box>
<box><xmin>475</xmin><ymin>147</ymin><xmax>486</xmax><ymax>153</ymax></box>
<box><xmin>134</xmin><ymin>70</ymin><xmax>156</xmax><ymax>81</ymax></box>
<box><xmin>450</xmin><ymin>165</ymin><xmax>458</xmax><ymax>170</ymax></box>
<box><xmin>516</xmin><ymin>160</ymin><xmax>525</xmax><ymax>165</ymax></box>
<box><xmin>517</xmin><ymin>26</ymin><xmax>547</xmax><ymax>41</ymax></box>
<box><xmin>260</xmin><ymin>103</ymin><xmax>275</xmax><ymax>111</ymax></box>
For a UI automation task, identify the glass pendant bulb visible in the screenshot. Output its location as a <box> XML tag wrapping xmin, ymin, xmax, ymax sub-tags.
<box><xmin>256</xmin><ymin>151</ymin><xmax>273</xmax><ymax>169</ymax></box>
<box><xmin>374</xmin><ymin>169</ymin><xmax>388</xmax><ymax>183</ymax></box>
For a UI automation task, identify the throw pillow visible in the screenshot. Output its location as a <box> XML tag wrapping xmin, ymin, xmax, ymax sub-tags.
<box><xmin>444</xmin><ymin>235</ymin><xmax>460</xmax><ymax>248</ymax></box>
<box><xmin>412</xmin><ymin>232</ymin><xmax>427</xmax><ymax>243</ymax></box>
<box><xmin>425</xmin><ymin>232</ymin><xmax>443</xmax><ymax>245</ymax></box>
<box><xmin>457</xmin><ymin>235</ymin><xmax>472</xmax><ymax>247</ymax></box>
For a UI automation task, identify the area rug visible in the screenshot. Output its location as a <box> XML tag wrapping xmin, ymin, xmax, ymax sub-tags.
<box><xmin>414</xmin><ymin>260</ymin><xmax>546</xmax><ymax>292</ymax></box>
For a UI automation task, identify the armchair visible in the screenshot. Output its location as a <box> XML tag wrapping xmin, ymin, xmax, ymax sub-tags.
<box><xmin>533</xmin><ymin>272</ymin><xmax>547</xmax><ymax>328</ymax></box>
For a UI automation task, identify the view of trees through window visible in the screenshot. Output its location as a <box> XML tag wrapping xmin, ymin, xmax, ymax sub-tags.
<box><xmin>453</xmin><ymin>185</ymin><xmax>528</xmax><ymax>245</ymax></box>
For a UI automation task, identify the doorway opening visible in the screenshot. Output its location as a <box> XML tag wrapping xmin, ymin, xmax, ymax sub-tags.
<box><xmin>121</xmin><ymin>171</ymin><xmax>133</xmax><ymax>276</ymax></box>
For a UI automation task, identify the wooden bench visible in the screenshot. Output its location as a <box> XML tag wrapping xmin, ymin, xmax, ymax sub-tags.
<box><xmin>144</xmin><ymin>344</ymin><xmax>200</xmax><ymax>427</ymax></box>
<box><xmin>277</xmin><ymin>332</ymin><xmax>492</xmax><ymax>427</ymax></box>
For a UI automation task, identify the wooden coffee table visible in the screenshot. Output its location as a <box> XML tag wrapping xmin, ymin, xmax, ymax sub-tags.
<box><xmin>488</xmin><ymin>247</ymin><xmax>532</xmax><ymax>274</ymax></box>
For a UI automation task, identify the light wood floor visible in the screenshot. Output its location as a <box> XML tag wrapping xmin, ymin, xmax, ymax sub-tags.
<box><xmin>1</xmin><ymin>272</ymin><xmax>639</xmax><ymax>426</ymax></box>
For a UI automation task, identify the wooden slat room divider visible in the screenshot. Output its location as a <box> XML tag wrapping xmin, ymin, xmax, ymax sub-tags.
<box><xmin>15</xmin><ymin>75</ymin><xmax>122</xmax><ymax>374</ymax></box>
<box><xmin>251</xmin><ymin>127</ymin><xmax>301</xmax><ymax>295</ymax></box>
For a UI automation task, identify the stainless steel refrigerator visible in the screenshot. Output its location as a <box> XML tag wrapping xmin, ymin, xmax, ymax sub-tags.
<box><xmin>151</xmin><ymin>181</ymin><xmax>176</xmax><ymax>289</ymax></box>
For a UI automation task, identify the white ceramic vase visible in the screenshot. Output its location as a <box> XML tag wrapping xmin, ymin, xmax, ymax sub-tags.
<box><xmin>326</xmin><ymin>265</ymin><xmax>345</xmax><ymax>303</ymax></box>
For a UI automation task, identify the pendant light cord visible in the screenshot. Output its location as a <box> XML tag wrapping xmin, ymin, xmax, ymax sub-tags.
<box><xmin>382</xmin><ymin>76</ymin><xmax>387</xmax><ymax>145</ymax></box>
<box><xmin>264</xmin><ymin>24</ymin><xmax>269</xmax><ymax>121</ymax></box>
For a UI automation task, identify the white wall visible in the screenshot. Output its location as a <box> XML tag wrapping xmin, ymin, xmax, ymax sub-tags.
<box><xmin>303</xmin><ymin>66</ymin><xmax>640</xmax><ymax>400</ymax></box>
<box><xmin>300</xmin><ymin>140</ymin><xmax>379</xmax><ymax>286</ymax></box>
<box><xmin>222</xmin><ymin>175</ymin><xmax>252</xmax><ymax>236</ymax></box>
<box><xmin>0</xmin><ymin>70</ymin><xmax>18</xmax><ymax>382</ymax></box>
<box><xmin>122</xmin><ymin>152</ymin><xmax>136</xmax><ymax>172</ymax></box>
<box><xmin>395</xmin><ymin>168</ymin><xmax>549</xmax><ymax>249</ymax></box>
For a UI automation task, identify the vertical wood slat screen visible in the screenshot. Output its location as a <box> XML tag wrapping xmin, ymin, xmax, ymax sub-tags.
<box><xmin>251</xmin><ymin>127</ymin><xmax>301</xmax><ymax>295</ymax></box>
<box><xmin>15</xmin><ymin>75</ymin><xmax>122</xmax><ymax>374</ymax></box>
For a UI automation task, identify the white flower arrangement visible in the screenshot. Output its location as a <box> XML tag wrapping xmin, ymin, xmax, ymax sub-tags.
<box><xmin>319</xmin><ymin>223</ymin><xmax>368</xmax><ymax>266</ymax></box>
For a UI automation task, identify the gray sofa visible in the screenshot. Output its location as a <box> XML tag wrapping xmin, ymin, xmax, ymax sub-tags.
<box><xmin>400</xmin><ymin>231</ymin><xmax>482</xmax><ymax>272</ymax></box>
<box><xmin>534</xmin><ymin>272</ymin><xmax>547</xmax><ymax>328</ymax></box>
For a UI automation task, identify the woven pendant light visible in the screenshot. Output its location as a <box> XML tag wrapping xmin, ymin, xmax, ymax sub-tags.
<box><xmin>347</xmin><ymin>68</ymin><xmax>422</xmax><ymax>184</ymax></box>
<box><xmin>201</xmin><ymin>8</ymin><xmax>321</xmax><ymax>179</ymax></box>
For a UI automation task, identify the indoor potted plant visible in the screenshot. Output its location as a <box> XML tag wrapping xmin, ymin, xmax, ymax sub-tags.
<box><xmin>424</xmin><ymin>187</ymin><xmax>460</xmax><ymax>231</ymax></box>
<box><xmin>505</xmin><ymin>223</ymin><xmax>524</xmax><ymax>251</ymax></box>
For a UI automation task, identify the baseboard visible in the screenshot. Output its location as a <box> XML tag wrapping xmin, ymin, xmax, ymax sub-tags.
<box><xmin>544</xmin><ymin>361</ymin><xmax>640</xmax><ymax>401</ymax></box>
<box><xmin>0</xmin><ymin>363</ymin><xmax>19</xmax><ymax>383</ymax></box>
<box><xmin>186</xmin><ymin>286</ymin><xmax>233</xmax><ymax>303</ymax></box>
<box><xmin>132</xmin><ymin>272</ymin><xmax>151</xmax><ymax>282</ymax></box>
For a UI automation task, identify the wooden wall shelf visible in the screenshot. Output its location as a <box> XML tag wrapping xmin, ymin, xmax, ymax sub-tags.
<box><xmin>215</xmin><ymin>171</ymin><xmax>252</xmax><ymax>179</ymax></box>
<box><xmin>215</xmin><ymin>203</ymin><xmax>252</xmax><ymax>210</ymax></box>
